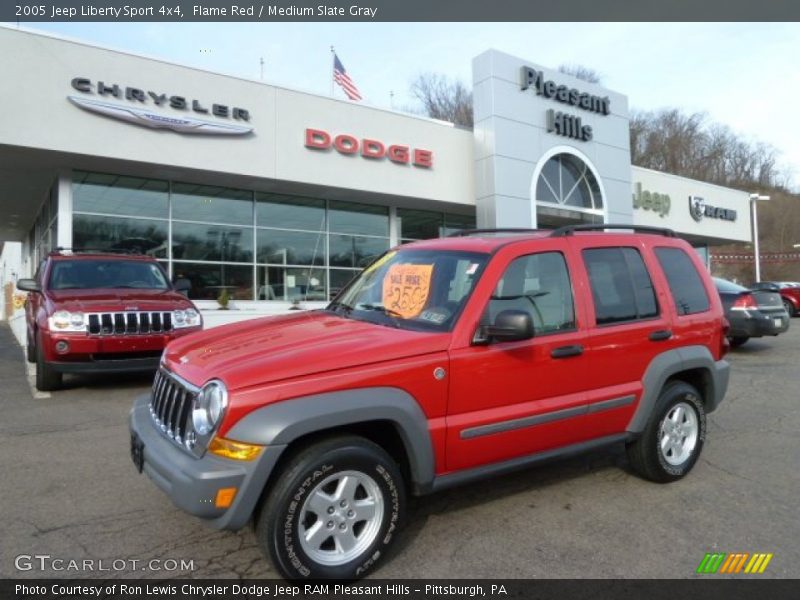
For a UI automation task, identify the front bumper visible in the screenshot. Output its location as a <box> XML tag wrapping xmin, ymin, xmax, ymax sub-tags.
<box><xmin>129</xmin><ymin>394</ymin><xmax>286</xmax><ymax>530</ymax></box>
<box><xmin>727</xmin><ymin>310</ymin><xmax>790</xmax><ymax>338</ymax></box>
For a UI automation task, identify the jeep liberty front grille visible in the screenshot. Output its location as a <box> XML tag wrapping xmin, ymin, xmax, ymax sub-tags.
<box><xmin>88</xmin><ymin>311</ymin><xmax>173</xmax><ymax>335</ymax></box>
<box><xmin>150</xmin><ymin>368</ymin><xmax>196</xmax><ymax>445</ymax></box>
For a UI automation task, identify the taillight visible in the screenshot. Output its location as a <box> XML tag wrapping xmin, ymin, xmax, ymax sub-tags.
<box><xmin>720</xmin><ymin>317</ymin><xmax>730</xmax><ymax>358</ymax></box>
<box><xmin>731</xmin><ymin>293</ymin><xmax>758</xmax><ymax>310</ymax></box>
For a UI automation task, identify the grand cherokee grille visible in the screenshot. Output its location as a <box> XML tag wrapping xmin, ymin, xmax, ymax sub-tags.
<box><xmin>150</xmin><ymin>368</ymin><xmax>197</xmax><ymax>446</ymax></box>
<box><xmin>87</xmin><ymin>311</ymin><xmax>173</xmax><ymax>335</ymax></box>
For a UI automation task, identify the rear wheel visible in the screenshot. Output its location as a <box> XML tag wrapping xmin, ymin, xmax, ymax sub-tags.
<box><xmin>783</xmin><ymin>299</ymin><xmax>795</xmax><ymax>317</ymax></box>
<box><xmin>256</xmin><ymin>435</ymin><xmax>406</xmax><ymax>580</ymax></box>
<box><xmin>729</xmin><ymin>336</ymin><xmax>749</xmax><ymax>348</ymax></box>
<box><xmin>35</xmin><ymin>334</ymin><xmax>62</xmax><ymax>392</ymax></box>
<box><xmin>626</xmin><ymin>381</ymin><xmax>705</xmax><ymax>483</ymax></box>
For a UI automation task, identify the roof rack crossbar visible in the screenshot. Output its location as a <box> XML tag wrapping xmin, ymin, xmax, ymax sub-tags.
<box><xmin>447</xmin><ymin>228</ymin><xmax>543</xmax><ymax>238</ymax></box>
<box><xmin>549</xmin><ymin>224</ymin><xmax>676</xmax><ymax>238</ymax></box>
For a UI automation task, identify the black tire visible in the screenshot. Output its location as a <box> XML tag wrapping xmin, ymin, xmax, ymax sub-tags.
<box><xmin>626</xmin><ymin>381</ymin><xmax>706</xmax><ymax>483</ymax></box>
<box><xmin>782</xmin><ymin>299</ymin><xmax>795</xmax><ymax>317</ymax></box>
<box><xmin>26</xmin><ymin>331</ymin><xmax>36</xmax><ymax>364</ymax></box>
<box><xmin>35</xmin><ymin>333</ymin><xmax>62</xmax><ymax>392</ymax></box>
<box><xmin>729</xmin><ymin>336</ymin><xmax>749</xmax><ymax>348</ymax></box>
<box><xmin>256</xmin><ymin>435</ymin><xmax>406</xmax><ymax>580</ymax></box>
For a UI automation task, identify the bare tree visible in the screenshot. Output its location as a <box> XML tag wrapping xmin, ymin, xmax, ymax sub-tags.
<box><xmin>410</xmin><ymin>73</ymin><xmax>473</xmax><ymax>128</ymax></box>
<box><xmin>558</xmin><ymin>64</ymin><xmax>603</xmax><ymax>84</ymax></box>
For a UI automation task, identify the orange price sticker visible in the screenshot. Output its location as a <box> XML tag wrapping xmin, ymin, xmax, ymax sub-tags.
<box><xmin>382</xmin><ymin>264</ymin><xmax>434</xmax><ymax>319</ymax></box>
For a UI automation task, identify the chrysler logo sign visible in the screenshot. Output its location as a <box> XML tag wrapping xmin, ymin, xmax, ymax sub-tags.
<box><xmin>68</xmin><ymin>77</ymin><xmax>253</xmax><ymax>136</ymax></box>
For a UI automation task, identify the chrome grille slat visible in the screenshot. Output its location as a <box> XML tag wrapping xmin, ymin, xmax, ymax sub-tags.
<box><xmin>148</xmin><ymin>368</ymin><xmax>197</xmax><ymax>450</ymax></box>
<box><xmin>84</xmin><ymin>311</ymin><xmax>174</xmax><ymax>335</ymax></box>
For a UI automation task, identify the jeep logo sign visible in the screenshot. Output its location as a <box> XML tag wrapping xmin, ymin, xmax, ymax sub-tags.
<box><xmin>689</xmin><ymin>196</ymin><xmax>737</xmax><ymax>222</ymax></box>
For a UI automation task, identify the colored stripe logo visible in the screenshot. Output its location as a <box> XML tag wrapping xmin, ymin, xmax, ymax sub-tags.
<box><xmin>697</xmin><ymin>552</ymin><xmax>773</xmax><ymax>574</ymax></box>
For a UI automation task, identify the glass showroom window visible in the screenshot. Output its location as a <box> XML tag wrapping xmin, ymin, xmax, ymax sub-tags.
<box><xmin>398</xmin><ymin>208</ymin><xmax>476</xmax><ymax>242</ymax></box>
<box><xmin>535</xmin><ymin>153</ymin><xmax>603</xmax><ymax>213</ymax></box>
<box><xmin>171</xmin><ymin>183</ymin><xmax>255</xmax><ymax>300</ymax></box>
<box><xmin>256</xmin><ymin>194</ymin><xmax>327</xmax><ymax>302</ymax></box>
<box><xmin>72</xmin><ymin>171</ymin><xmax>170</xmax><ymax>276</ymax></box>
<box><xmin>328</xmin><ymin>200</ymin><xmax>390</xmax><ymax>301</ymax></box>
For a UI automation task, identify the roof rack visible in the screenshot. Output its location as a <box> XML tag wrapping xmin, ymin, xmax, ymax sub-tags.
<box><xmin>549</xmin><ymin>224</ymin><xmax>676</xmax><ymax>238</ymax></box>
<box><xmin>447</xmin><ymin>228</ymin><xmax>543</xmax><ymax>237</ymax></box>
<box><xmin>50</xmin><ymin>247</ymin><xmax>145</xmax><ymax>256</ymax></box>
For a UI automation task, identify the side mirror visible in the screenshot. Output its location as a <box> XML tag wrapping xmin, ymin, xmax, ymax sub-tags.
<box><xmin>174</xmin><ymin>279</ymin><xmax>191</xmax><ymax>294</ymax></box>
<box><xmin>17</xmin><ymin>279</ymin><xmax>41</xmax><ymax>293</ymax></box>
<box><xmin>481</xmin><ymin>310</ymin><xmax>534</xmax><ymax>343</ymax></box>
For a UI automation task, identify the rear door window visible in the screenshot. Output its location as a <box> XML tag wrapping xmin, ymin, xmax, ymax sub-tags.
<box><xmin>654</xmin><ymin>247</ymin><xmax>710</xmax><ymax>315</ymax></box>
<box><xmin>582</xmin><ymin>247</ymin><xmax>659</xmax><ymax>325</ymax></box>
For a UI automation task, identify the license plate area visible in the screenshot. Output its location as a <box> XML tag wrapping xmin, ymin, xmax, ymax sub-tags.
<box><xmin>774</xmin><ymin>318</ymin><xmax>783</xmax><ymax>327</ymax></box>
<box><xmin>130</xmin><ymin>432</ymin><xmax>145</xmax><ymax>473</ymax></box>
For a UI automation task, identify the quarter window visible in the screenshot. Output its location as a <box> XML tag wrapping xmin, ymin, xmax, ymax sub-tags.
<box><xmin>583</xmin><ymin>247</ymin><xmax>658</xmax><ymax>325</ymax></box>
<box><xmin>487</xmin><ymin>252</ymin><xmax>576</xmax><ymax>335</ymax></box>
<box><xmin>654</xmin><ymin>247</ymin><xmax>710</xmax><ymax>315</ymax></box>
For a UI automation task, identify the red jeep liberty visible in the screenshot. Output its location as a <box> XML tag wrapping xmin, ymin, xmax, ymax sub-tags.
<box><xmin>129</xmin><ymin>225</ymin><xmax>730</xmax><ymax>580</ymax></box>
<box><xmin>18</xmin><ymin>250</ymin><xmax>202</xmax><ymax>391</ymax></box>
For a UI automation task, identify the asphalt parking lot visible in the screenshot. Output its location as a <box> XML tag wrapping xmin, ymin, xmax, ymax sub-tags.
<box><xmin>1</xmin><ymin>323</ymin><xmax>798</xmax><ymax>580</ymax></box>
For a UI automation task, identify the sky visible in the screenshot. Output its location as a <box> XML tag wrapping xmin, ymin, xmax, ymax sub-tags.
<box><xmin>13</xmin><ymin>21</ymin><xmax>800</xmax><ymax>183</ymax></box>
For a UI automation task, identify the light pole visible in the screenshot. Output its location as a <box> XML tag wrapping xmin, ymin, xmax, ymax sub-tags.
<box><xmin>750</xmin><ymin>194</ymin><xmax>770</xmax><ymax>282</ymax></box>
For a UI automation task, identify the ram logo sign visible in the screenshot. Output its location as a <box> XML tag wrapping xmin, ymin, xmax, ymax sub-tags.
<box><xmin>68</xmin><ymin>96</ymin><xmax>254</xmax><ymax>136</ymax></box>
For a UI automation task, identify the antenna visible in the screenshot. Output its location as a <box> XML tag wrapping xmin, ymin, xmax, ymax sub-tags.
<box><xmin>260</xmin><ymin>57</ymin><xmax>264</xmax><ymax>80</ymax></box>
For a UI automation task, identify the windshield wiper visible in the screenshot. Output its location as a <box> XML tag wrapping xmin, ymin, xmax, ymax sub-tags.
<box><xmin>356</xmin><ymin>303</ymin><xmax>404</xmax><ymax>319</ymax></box>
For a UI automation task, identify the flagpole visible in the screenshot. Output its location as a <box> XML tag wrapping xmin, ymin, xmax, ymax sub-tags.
<box><xmin>330</xmin><ymin>46</ymin><xmax>335</xmax><ymax>97</ymax></box>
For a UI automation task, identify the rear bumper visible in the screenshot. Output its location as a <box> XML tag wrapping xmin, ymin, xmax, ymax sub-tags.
<box><xmin>727</xmin><ymin>310</ymin><xmax>790</xmax><ymax>338</ymax></box>
<box><xmin>129</xmin><ymin>394</ymin><xmax>285</xmax><ymax>530</ymax></box>
<box><xmin>707</xmin><ymin>359</ymin><xmax>730</xmax><ymax>414</ymax></box>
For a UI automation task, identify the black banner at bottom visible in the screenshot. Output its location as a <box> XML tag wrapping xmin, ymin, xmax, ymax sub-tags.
<box><xmin>2</xmin><ymin>580</ymin><xmax>799</xmax><ymax>600</ymax></box>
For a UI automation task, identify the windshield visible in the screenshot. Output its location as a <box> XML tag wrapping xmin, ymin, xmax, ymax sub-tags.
<box><xmin>328</xmin><ymin>248</ymin><xmax>488</xmax><ymax>332</ymax></box>
<box><xmin>49</xmin><ymin>260</ymin><xmax>170</xmax><ymax>291</ymax></box>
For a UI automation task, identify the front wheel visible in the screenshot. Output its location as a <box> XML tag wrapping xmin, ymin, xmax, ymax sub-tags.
<box><xmin>626</xmin><ymin>381</ymin><xmax>706</xmax><ymax>483</ymax></box>
<box><xmin>35</xmin><ymin>333</ymin><xmax>62</xmax><ymax>392</ymax></box>
<box><xmin>256</xmin><ymin>435</ymin><xmax>406</xmax><ymax>580</ymax></box>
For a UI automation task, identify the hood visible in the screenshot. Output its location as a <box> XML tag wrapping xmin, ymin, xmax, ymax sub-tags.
<box><xmin>46</xmin><ymin>288</ymin><xmax>193</xmax><ymax>313</ymax></box>
<box><xmin>164</xmin><ymin>310</ymin><xmax>451</xmax><ymax>391</ymax></box>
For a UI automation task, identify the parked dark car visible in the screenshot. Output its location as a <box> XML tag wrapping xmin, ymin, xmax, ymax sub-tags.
<box><xmin>714</xmin><ymin>277</ymin><xmax>790</xmax><ymax>346</ymax></box>
<box><xmin>750</xmin><ymin>281</ymin><xmax>800</xmax><ymax>317</ymax></box>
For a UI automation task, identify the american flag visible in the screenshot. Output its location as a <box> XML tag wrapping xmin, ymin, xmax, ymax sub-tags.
<box><xmin>333</xmin><ymin>54</ymin><xmax>362</xmax><ymax>101</ymax></box>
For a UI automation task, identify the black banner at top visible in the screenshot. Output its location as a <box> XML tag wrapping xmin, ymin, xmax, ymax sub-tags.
<box><xmin>4</xmin><ymin>0</ymin><xmax>800</xmax><ymax>22</ymax></box>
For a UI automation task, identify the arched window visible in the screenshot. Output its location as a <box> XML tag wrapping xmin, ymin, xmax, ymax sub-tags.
<box><xmin>535</xmin><ymin>153</ymin><xmax>603</xmax><ymax>212</ymax></box>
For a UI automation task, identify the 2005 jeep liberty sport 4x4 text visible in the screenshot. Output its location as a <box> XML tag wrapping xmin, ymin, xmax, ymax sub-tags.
<box><xmin>129</xmin><ymin>224</ymin><xmax>730</xmax><ymax>580</ymax></box>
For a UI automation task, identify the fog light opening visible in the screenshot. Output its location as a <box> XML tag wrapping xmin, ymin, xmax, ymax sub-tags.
<box><xmin>55</xmin><ymin>340</ymin><xmax>70</xmax><ymax>354</ymax></box>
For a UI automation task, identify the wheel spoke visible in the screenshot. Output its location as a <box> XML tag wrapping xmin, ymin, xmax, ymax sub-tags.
<box><xmin>335</xmin><ymin>529</ymin><xmax>358</xmax><ymax>553</ymax></box>
<box><xmin>674</xmin><ymin>405</ymin><xmax>685</xmax><ymax>424</ymax></box>
<box><xmin>304</xmin><ymin>520</ymin><xmax>331</xmax><ymax>549</ymax></box>
<box><xmin>354</xmin><ymin>498</ymin><xmax>377</xmax><ymax>522</ymax></box>
<box><xmin>306</xmin><ymin>490</ymin><xmax>334</xmax><ymax>517</ymax></box>
<box><xmin>335</xmin><ymin>474</ymin><xmax>360</xmax><ymax>503</ymax></box>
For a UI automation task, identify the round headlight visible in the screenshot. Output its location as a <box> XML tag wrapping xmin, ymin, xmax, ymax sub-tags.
<box><xmin>70</xmin><ymin>312</ymin><xmax>85</xmax><ymax>328</ymax></box>
<box><xmin>52</xmin><ymin>310</ymin><xmax>71</xmax><ymax>329</ymax></box>
<box><xmin>192</xmin><ymin>380</ymin><xmax>228</xmax><ymax>436</ymax></box>
<box><xmin>173</xmin><ymin>309</ymin><xmax>186</xmax><ymax>325</ymax></box>
<box><xmin>185</xmin><ymin>308</ymin><xmax>200</xmax><ymax>326</ymax></box>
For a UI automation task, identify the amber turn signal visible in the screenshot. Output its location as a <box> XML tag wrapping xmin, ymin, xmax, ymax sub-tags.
<box><xmin>207</xmin><ymin>436</ymin><xmax>263</xmax><ymax>461</ymax></box>
<box><xmin>215</xmin><ymin>487</ymin><xmax>237</xmax><ymax>508</ymax></box>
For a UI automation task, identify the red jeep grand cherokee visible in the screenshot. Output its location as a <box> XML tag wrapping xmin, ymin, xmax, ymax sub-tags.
<box><xmin>18</xmin><ymin>250</ymin><xmax>202</xmax><ymax>391</ymax></box>
<box><xmin>129</xmin><ymin>225</ymin><xmax>730</xmax><ymax>580</ymax></box>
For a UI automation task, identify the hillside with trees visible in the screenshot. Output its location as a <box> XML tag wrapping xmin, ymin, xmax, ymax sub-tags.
<box><xmin>410</xmin><ymin>71</ymin><xmax>800</xmax><ymax>282</ymax></box>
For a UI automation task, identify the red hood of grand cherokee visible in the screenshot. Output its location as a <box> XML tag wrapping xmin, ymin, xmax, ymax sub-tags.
<box><xmin>46</xmin><ymin>289</ymin><xmax>194</xmax><ymax>313</ymax></box>
<box><xmin>163</xmin><ymin>310</ymin><xmax>451</xmax><ymax>391</ymax></box>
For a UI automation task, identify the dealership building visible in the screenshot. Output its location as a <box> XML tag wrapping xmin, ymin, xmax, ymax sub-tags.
<box><xmin>0</xmin><ymin>26</ymin><xmax>754</xmax><ymax>333</ymax></box>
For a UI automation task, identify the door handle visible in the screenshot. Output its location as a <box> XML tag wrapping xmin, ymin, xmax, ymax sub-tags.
<box><xmin>551</xmin><ymin>344</ymin><xmax>584</xmax><ymax>358</ymax></box>
<box><xmin>649</xmin><ymin>329</ymin><xmax>672</xmax><ymax>341</ymax></box>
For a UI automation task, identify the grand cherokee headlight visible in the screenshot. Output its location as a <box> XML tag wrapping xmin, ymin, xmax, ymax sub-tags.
<box><xmin>48</xmin><ymin>310</ymin><xmax>87</xmax><ymax>332</ymax></box>
<box><xmin>173</xmin><ymin>308</ymin><xmax>202</xmax><ymax>329</ymax></box>
<box><xmin>192</xmin><ymin>379</ymin><xmax>228</xmax><ymax>436</ymax></box>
